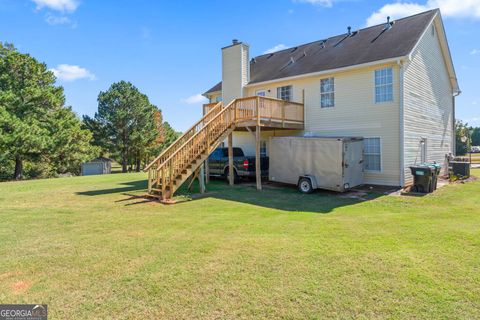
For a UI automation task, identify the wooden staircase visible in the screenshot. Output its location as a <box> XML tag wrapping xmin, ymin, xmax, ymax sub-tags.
<box><xmin>144</xmin><ymin>100</ymin><xmax>236</xmax><ymax>200</ymax></box>
<box><xmin>144</xmin><ymin>96</ymin><xmax>305</xmax><ymax>201</ymax></box>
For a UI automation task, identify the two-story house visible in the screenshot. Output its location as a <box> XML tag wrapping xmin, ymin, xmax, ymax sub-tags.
<box><xmin>203</xmin><ymin>9</ymin><xmax>459</xmax><ymax>187</ymax></box>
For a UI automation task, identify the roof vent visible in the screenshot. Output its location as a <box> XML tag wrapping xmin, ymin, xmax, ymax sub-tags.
<box><xmin>267</xmin><ymin>53</ymin><xmax>274</xmax><ymax>59</ymax></box>
<box><xmin>386</xmin><ymin>17</ymin><xmax>391</xmax><ymax>29</ymax></box>
<box><xmin>232</xmin><ymin>39</ymin><xmax>239</xmax><ymax>45</ymax></box>
<box><xmin>371</xmin><ymin>17</ymin><xmax>395</xmax><ymax>43</ymax></box>
<box><xmin>280</xmin><ymin>57</ymin><xmax>295</xmax><ymax>71</ymax></box>
<box><xmin>251</xmin><ymin>58</ymin><xmax>256</xmax><ymax>64</ymax></box>
<box><xmin>291</xmin><ymin>47</ymin><xmax>298</xmax><ymax>53</ymax></box>
<box><xmin>347</xmin><ymin>26</ymin><xmax>352</xmax><ymax>36</ymax></box>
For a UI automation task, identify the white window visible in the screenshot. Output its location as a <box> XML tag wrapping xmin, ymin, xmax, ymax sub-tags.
<box><xmin>320</xmin><ymin>77</ymin><xmax>335</xmax><ymax>108</ymax></box>
<box><xmin>364</xmin><ymin>138</ymin><xmax>381</xmax><ymax>172</ymax></box>
<box><xmin>375</xmin><ymin>67</ymin><xmax>393</xmax><ymax>103</ymax></box>
<box><xmin>277</xmin><ymin>85</ymin><xmax>292</xmax><ymax>101</ymax></box>
<box><xmin>260</xmin><ymin>141</ymin><xmax>267</xmax><ymax>157</ymax></box>
<box><xmin>256</xmin><ymin>90</ymin><xmax>266</xmax><ymax>97</ymax></box>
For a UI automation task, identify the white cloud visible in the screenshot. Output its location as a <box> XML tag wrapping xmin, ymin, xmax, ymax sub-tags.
<box><xmin>263</xmin><ymin>44</ymin><xmax>289</xmax><ymax>54</ymax></box>
<box><xmin>45</xmin><ymin>14</ymin><xmax>74</xmax><ymax>26</ymax></box>
<box><xmin>471</xmin><ymin>49</ymin><xmax>480</xmax><ymax>55</ymax></box>
<box><xmin>366</xmin><ymin>0</ymin><xmax>480</xmax><ymax>27</ymax></box>
<box><xmin>45</xmin><ymin>15</ymin><xmax>70</xmax><ymax>25</ymax></box>
<box><xmin>50</xmin><ymin>64</ymin><xmax>96</xmax><ymax>82</ymax></box>
<box><xmin>366</xmin><ymin>3</ymin><xmax>428</xmax><ymax>26</ymax></box>
<box><xmin>294</xmin><ymin>0</ymin><xmax>334</xmax><ymax>7</ymax></box>
<box><xmin>181</xmin><ymin>94</ymin><xmax>207</xmax><ymax>104</ymax></box>
<box><xmin>31</xmin><ymin>0</ymin><xmax>79</xmax><ymax>13</ymax></box>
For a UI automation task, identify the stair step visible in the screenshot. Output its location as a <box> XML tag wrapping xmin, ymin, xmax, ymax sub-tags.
<box><xmin>149</xmin><ymin>124</ymin><xmax>235</xmax><ymax>200</ymax></box>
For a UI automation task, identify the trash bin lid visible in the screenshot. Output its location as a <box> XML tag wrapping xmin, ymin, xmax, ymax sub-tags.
<box><xmin>422</xmin><ymin>162</ymin><xmax>441</xmax><ymax>168</ymax></box>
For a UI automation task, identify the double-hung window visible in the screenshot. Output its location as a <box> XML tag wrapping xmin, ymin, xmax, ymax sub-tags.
<box><xmin>277</xmin><ymin>85</ymin><xmax>292</xmax><ymax>101</ymax></box>
<box><xmin>375</xmin><ymin>67</ymin><xmax>393</xmax><ymax>103</ymax></box>
<box><xmin>364</xmin><ymin>138</ymin><xmax>381</xmax><ymax>172</ymax></box>
<box><xmin>320</xmin><ymin>78</ymin><xmax>335</xmax><ymax>108</ymax></box>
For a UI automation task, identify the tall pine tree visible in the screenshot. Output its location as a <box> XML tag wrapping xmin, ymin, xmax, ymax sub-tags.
<box><xmin>92</xmin><ymin>81</ymin><xmax>159</xmax><ymax>172</ymax></box>
<box><xmin>0</xmin><ymin>43</ymin><xmax>95</xmax><ymax>180</ymax></box>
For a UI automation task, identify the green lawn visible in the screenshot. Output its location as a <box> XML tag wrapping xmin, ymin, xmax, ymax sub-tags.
<box><xmin>0</xmin><ymin>172</ymin><xmax>479</xmax><ymax>319</ymax></box>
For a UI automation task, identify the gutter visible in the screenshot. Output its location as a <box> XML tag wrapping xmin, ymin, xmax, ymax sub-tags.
<box><xmin>244</xmin><ymin>57</ymin><xmax>405</xmax><ymax>88</ymax></box>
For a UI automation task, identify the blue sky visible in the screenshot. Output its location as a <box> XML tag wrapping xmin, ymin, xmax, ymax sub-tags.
<box><xmin>0</xmin><ymin>0</ymin><xmax>479</xmax><ymax>131</ymax></box>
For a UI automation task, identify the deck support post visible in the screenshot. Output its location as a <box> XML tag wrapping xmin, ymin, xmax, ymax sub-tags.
<box><xmin>205</xmin><ymin>159</ymin><xmax>210</xmax><ymax>183</ymax></box>
<box><xmin>228</xmin><ymin>133</ymin><xmax>234</xmax><ymax>186</ymax></box>
<box><xmin>199</xmin><ymin>164</ymin><xmax>206</xmax><ymax>194</ymax></box>
<box><xmin>255</xmin><ymin>125</ymin><xmax>262</xmax><ymax>191</ymax></box>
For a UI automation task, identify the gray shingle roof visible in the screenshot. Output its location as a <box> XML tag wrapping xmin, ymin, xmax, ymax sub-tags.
<box><xmin>204</xmin><ymin>9</ymin><xmax>437</xmax><ymax>94</ymax></box>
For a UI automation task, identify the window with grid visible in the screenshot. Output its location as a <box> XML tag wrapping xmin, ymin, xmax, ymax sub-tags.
<box><xmin>375</xmin><ymin>68</ymin><xmax>393</xmax><ymax>103</ymax></box>
<box><xmin>277</xmin><ymin>85</ymin><xmax>292</xmax><ymax>101</ymax></box>
<box><xmin>320</xmin><ymin>77</ymin><xmax>335</xmax><ymax>108</ymax></box>
<box><xmin>364</xmin><ymin>138</ymin><xmax>381</xmax><ymax>172</ymax></box>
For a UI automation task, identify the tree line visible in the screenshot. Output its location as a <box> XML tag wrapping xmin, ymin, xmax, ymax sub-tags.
<box><xmin>0</xmin><ymin>43</ymin><xmax>180</xmax><ymax>181</ymax></box>
<box><xmin>455</xmin><ymin>120</ymin><xmax>480</xmax><ymax>155</ymax></box>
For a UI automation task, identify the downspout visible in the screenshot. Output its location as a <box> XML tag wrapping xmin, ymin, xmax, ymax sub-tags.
<box><xmin>398</xmin><ymin>59</ymin><xmax>405</xmax><ymax>187</ymax></box>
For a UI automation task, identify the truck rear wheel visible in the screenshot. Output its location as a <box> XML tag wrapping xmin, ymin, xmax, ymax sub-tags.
<box><xmin>224</xmin><ymin>167</ymin><xmax>239</xmax><ymax>184</ymax></box>
<box><xmin>298</xmin><ymin>178</ymin><xmax>314</xmax><ymax>194</ymax></box>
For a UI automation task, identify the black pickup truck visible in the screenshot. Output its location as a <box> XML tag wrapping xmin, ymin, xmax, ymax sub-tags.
<box><xmin>208</xmin><ymin>147</ymin><xmax>269</xmax><ymax>181</ymax></box>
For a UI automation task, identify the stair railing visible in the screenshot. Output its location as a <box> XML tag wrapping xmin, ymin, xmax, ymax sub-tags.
<box><xmin>155</xmin><ymin>100</ymin><xmax>237</xmax><ymax>196</ymax></box>
<box><xmin>145</xmin><ymin>101</ymin><xmax>222</xmax><ymax>191</ymax></box>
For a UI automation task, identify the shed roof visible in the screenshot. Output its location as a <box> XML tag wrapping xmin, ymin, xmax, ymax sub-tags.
<box><xmin>88</xmin><ymin>157</ymin><xmax>113</xmax><ymax>163</ymax></box>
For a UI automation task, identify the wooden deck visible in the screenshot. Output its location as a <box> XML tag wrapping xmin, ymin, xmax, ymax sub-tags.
<box><xmin>203</xmin><ymin>96</ymin><xmax>304</xmax><ymax>130</ymax></box>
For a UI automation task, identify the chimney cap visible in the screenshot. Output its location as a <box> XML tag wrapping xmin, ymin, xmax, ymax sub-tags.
<box><xmin>232</xmin><ymin>39</ymin><xmax>239</xmax><ymax>45</ymax></box>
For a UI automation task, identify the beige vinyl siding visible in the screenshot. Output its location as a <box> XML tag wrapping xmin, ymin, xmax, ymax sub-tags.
<box><xmin>245</xmin><ymin>64</ymin><xmax>401</xmax><ymax>186</ymax></box>
<box><xmin>206</xmin><ymin>92</ymin><xmax>221</xmax><ymax>103</ymax></box>
<box><xmin>403</xmin><ymin>20</ymin><xmax>454</xmax><ymax>185</ymax></box>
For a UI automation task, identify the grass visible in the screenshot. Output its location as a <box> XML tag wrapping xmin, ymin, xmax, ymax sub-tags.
<box><xmin>0</xmin><ymin>172</ymin><xmax>479</xmax><ymax>319</ymax></box>
<box><xmin>468</xmin><ymin>153</ymin><xmax>480</xmax><ymax>164</ymax></box>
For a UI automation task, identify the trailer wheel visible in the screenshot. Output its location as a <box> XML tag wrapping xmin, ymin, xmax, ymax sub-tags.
<box><xmin>298</xmin><ymin>178</ymin><xmax>314</xmax><ymax>194</ymax></box>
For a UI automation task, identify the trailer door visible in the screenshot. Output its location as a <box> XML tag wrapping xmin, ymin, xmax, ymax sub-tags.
<box><xmin>343</xmin><ymin>140</ymin><xmax>364</xmax><ymax>188</ymax></box>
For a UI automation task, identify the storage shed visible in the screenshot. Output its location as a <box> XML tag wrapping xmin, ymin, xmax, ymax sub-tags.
<box><xmin>81</xmin><ymin>157</ymin><xmax>112</xmax><ymax>176</ymax></box>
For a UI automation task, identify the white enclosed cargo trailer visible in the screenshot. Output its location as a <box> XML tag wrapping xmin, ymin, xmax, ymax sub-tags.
<box><xmin>269</xmin><ymin>136</ymin><xmax>364</xmax><ymax>193</ymax></box>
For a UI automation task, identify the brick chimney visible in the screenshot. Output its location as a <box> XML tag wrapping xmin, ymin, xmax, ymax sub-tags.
<box><xmin>222</xmin><ymin>39</ymin><xmax>250</xmax><ymax>104</ymax></box>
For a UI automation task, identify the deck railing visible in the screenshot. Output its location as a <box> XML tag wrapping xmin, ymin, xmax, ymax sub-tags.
<box><xmin>145</xmin><ymin>101</ymin><xmax>222</xmax><ymax>173</ymax></box>
<box><xmin>203</xmin><ymin>102</ymin><xmax>218</xmax><ymax>115</ymax></box>
<box><xmin>203</xmin><ymin>96</ymin><xmax>304</xmax><ymax>125</ymax></box>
